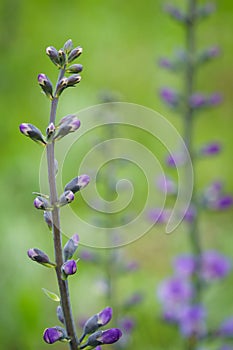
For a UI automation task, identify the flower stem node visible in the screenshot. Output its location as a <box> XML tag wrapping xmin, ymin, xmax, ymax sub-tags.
<box><xmin>65</xmin><ymin>174</ymin><xmax>90</xmax><ymax>194</ymax></box>
<box><xmin>63</xmin><ymin>234</ymin><xmax>79</xmax><ymax>261</ymax></box>
<box><xmin>80</xmin><ymin>329</ymin><xmax>122</xmax><ymax>349</ymax></box>
<box><xmin>57</xmin><ymin>190</ymin><xmax>75</xmax><ymax>207</ymax></box>
<box><xmin>27</xmin><ymin>248</ymin><xmax>55</xmax><ymax>267</ymax></box>
<box><xmin>61</xmin><ymin>260</ymin><xmax>77</xmax><ymax>279</ymax></box>
<box><xmin>54</xmin><ymin>116</ymin><xmax>81</xmax><ymax>140</ymax></box>
<box><xmin>43</xmin><ymin>326</ymin><xmax>68</xmax><ymax>344</ymax></box>
<box><xmin>19</xmin><ymin>123</ymin><xmax>46</xmax><ymax>145</ymax></box>
<box><xmin>38</xmin><ymin>73</ymin><xmax>53</xmax><ymax>99</ymax></box>
<box><xmin>68</xmin><ymin>46</ymin><xmax>83</xmax><ymax>63</ymax></box>
<box><xmin>34</xmin><ymin>196</ymin><xmax>52</xmax><ymax>210</ymax></box>
<box><xmin>46</xmin><ymin>46</ymin><xmax>60</xmax><ymax>67</ymax></box>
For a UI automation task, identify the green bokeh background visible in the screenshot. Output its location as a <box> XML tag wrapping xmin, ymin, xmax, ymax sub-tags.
<box><xmin>0</xmin><ymin>1</ymin><xmax>233</xmax><ymax>349</ymax></box>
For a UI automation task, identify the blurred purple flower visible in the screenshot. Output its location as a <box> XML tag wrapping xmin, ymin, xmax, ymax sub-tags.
<box><xmin>125</xmin><ymin>260</ymin><xmax>139</xmax><ymax>272</ymax></box>
<box><xmin>178</xmin><ymin>304</ymin><xmax>206</xmax><ymax>338</ymax></box>
<box><xmin>206</xmin><ymin>46</ymin><xmax>220</xmax><ymax>58</ymax></box>
<box><xmin>160</xmin><ymin>87</ymin><xmax>180</xmax><ymax>107</ymax></box>
<box><xmin>124</xmin><ymin>292</ymin><xmax>143</xmax><ymax>308</ymax></box>
<box><xmin>148</xmin><ymin>208</ymin><xmax>172</xmax><ymax>224</ymax></box>
<box><xmin>199</xmin><ymin>142</ymin><xmax>221</xmax><ymax>156</ymax></box>
<box><xmin>156</xmin><ymin>175</ymin><xmax>177</xmax><ymax>195</ymax></box>
<box><xmin>164</xmin><ymin>4</ymin><xmax>185</xmax><ymax>22</ymax></box>
<box><xmin>159</xmin><ymin>57</ymin><xmax>173</xmax><ymax>69</ymax></box>
<box><xmin>119</xmin><ymin>317</ymin><xmax>135</xmax><ymax>333</ymax></box>
<box><xmin>214</xmin><ymin>195</ymin><xmax>233</xmax><ymax>211</ymax></box>
<box><xmin>208</xmin><ymin>93</ymin><xmax>223</xmax><ymax>105</ymax></box>
<box><xmin>183</xmin><ymin>205</ymin><xmax>196</xmax><ymax>223</ymax></box>
<box><xmin>189</xmin><ymin>93</ymin><xmax>207</xmax><ymax>108</ymax></box>
<box><xmin>166</xmin><ymin>151</ymin><xmax>187</xmax><ymax>167</ymax></box>
<box><xmin>219</xmin><ymin>317</ymin><xmax>233</xmax><ymax>337</ymax></box>
<box><xmin>173</xmin><ymin>255</ymin><xmax>196</xmax><ymax>277</ymax></box>
<box><xmin>200</xmin><ymin>250</ymin><xmax>231</xmax><ymax>281</ymax></box>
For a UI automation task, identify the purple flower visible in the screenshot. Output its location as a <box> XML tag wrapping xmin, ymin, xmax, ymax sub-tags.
<box><xmin>219</xmin><ymin>317</ymin><xmax>233</xmax><ymax>337</ymax></box>
<box><xmin>156</xmin><ymin>175</ymin><xmax>177</xmax><ymax>195</ymax></box>
<box><xmin>34</xmin><ymin>196</ymin><xmax>52</xmax><ymax>210</ymax></box>
<box><xmin>43</xmin><ymin>326</ymin><xmax>66</xmax><ymax>344</ymax></box>
<box><xmin>27</xmin><ymin>248</ymin><xmax>55</xmax><ymax>267</ymax></box>
<box><xmin>97</xmin><ymin>328</ymin><xmax>122</xmax><ymax>345</ymax></box>
<box><xmin>61</xmin><ymin>259</ymin><xmax>77</xmax><ymax>277</ymax></box>
<box><xmin>119</xmin><ymin>317</ymin><xmax>135</xmax><ymax>333</ymax></box>
<box><xmin>160</xmin><ymin>87</ymin><xmax>179</xmax><ymax>107</ymax></box>
<box><xmin>214</xmin><ymin>195</ymin><xmax>233</xmax><ymax>210</ymax></box>
<box><xmin>200</xmin><ymin>250</ymin><xmax>231</xmax><ymax>281</ymax></box>
<box><xmin>166</xmin><ymin>151</ymin><xmax>187</xmax><ymax>167</ymax></box>
<box><xmin>199</xmin><ymin>142</ymin><xmax>221</xmax><ymax>156</ymax></box>
<box><xmin>208</xmin><ymin>93</ymin><xmax>222</xmax><ymax>105</ymax></box>
<box><xmin>19</xmin><ymin>123</ymin><xmax>46</xmax><ymax>145</ymax></box>
<box><xmin>173</xmin><ymin>255</ymin><xmax>196</xmax><ymax>277</ymax></box>
<box><xmin>63</xmin><ymin>233</ymin><xmax>79</xmax><ymax>261</ymax></box>
<box><xmin>54</xmin><ymin>115</ymin><xmax>81</xmax><ymax>140</ymax></box>
<box><xmin>81</xmin><ymin>307</ymin><xmax>112</xmax><ymax>341</ymax></box>
<box><xmin>64</xmin><ymin>174</ymin><xmax>90</xmax><ymax>193</ymax></box>
<box><xmin>157</xmin><ymin>277</ymin><xmax>193</xmax><ymax>320</ymax></box>
<box><xmin>97</xmin><ymin>307</ymin><xmax>112</xmax><ymax>326</ymax></box>
<box><xmin>189</xmin><ymin>93</ymin><xmax>207</xmax><ymax>108</ymax></box>
<box><xmin>178</xmin><ymin>304</ymin><xmax>206</xmax><ymax>338</ymax></box>
<box><xmin>148</xmin><ymin>208</ymin><xmax>172</xmax><ymax>224</ymax></box>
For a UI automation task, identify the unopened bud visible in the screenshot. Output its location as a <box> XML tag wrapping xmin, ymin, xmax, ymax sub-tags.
<box><xmin>57</xmin><ymin>305</ymin><xmax>64</xmax><ymax>324</ymax></box>
<box><xmin>38</xmin><ymin>73</ymin><xmax>53</xmax><ymax>99</ymax></box>
<box><xmin>63</xmin><ymin>39</ymin><xmax>73</xmax><ymax>54</ymax></box>
<box><xmin>43</xmin><ymin>326</ymin><xmax>67</xmax><ymax>344</ymax></box>
<box><xmin>34</xmin><ymin>196</ymin><xmax>52</xmax><ymax>210</ymax></box>
<box><xmin>80</xmin><ymin>329</ymin><xmax>122</xmax><ymax>349</ymax></box>
<box><xmin>61</xmin><ymin>260</ymin><xmax>77</xmax><ymax>279</ymax></box>
<box><xmin>57</xmin><ymin>191</ymin><xmax>75</xmax><ymax>207</ymax></box>
<box><xmin>64</xmin><ymin>175</ymin><xmax>90</xmax><ymax>194</ymax></box>
<box><xmin>68</xmin><ymin>46</ymin><xmax>83</xmax><ymax>63</ymax></box>
<box><xmin>19</xmin><ymin>123</ymin><xmax>46</xmax><ymax>145</ymax></box>
<box><xmin>63</xmin><ymin>234</ymin><xmax>79</xmax><ymax>261</ymax></box>
<box><xmin>58</xmin><ymin>49</ymin><xmax>66</xmax><ymax>67</ymax></box>
<box><xmin>46</xmin><ymin>46</ymin><xmax>60</xmax><ymax>67</ymax></box>
<box><xmin>54</xmin><ymin>116</ymin><xmax>81</xmax><ymax>140</ymax></box>
<box><xmin>66</xmin><ymin>64</ymin><xmax>83</xmax><ymax>74</ymax></box>
<box><xmin>43</xmin><ymin>211</ymin><xmax>53</xmax><ymax>229</ymax></box>
<box><xmin>27</xmin><ymin>248</ymin><xmax>55</xmax><ymax>267</ymax></box>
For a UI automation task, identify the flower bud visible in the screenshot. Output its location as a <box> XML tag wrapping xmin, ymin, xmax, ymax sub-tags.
<box><xmin>64</xmin><ymin>175</ymin><xmax>90</xmax><ymax>194</ymax></box>
<box><xmin>58</xmin><ymin>49</ymin><xmax>66</xmax><ymax>67</ymax></box>
<box><xmin>57</xmin><ymin>190</ymin><xmax>75</xmax><ymax>207</ymax></box>
<box><xmin>54</xmin><ymin>116</ymin><xmax>81</xmax><ymax>141</ymax></box>
<box><xmin>82</xmin><ymin>307</ymin><xmax>113</xmax><ymax>340</ymax></box>
<box><xmin>68</xmin><ymin>46</ymin><xmax>83</xmax><ymax>63</ymax></box>
<box><xmin>43</xmin><ymin>326</ymin><xmax>67</xmax><ymax>344</ymax></box>
<box><xmin>57</xmin><ymin>305</ymin><xmax>64</xmax><ymax>324</ymax></box>
<box><xmin>46</xmin><ymin>46</ymin><xmax>60</xmax><ymax>67</ymax></box>
<box><xmin>43</xmin><ymin>211</ymin><xmax>53</xmax><ymax>230</ymax></box>
<box><xmin>66</xmin><ymin>64</ymin><xmax>83</xmax><ymax>74</ymax></box>
<box><xmin>80</xmin><ymin>329</ymin><xmax>122</xmax><ymax>349</ymax></box>
<box><xmin>63</xmin><ymin>234</ymin><xmax>79</xmax><ymax>261</ymax></box>
<box><xmin>27</xmin><ymin>248</ymin><xmax>55</xmax><ymax>267</ymax></box>
<box><xmin>160</xmin><ymin>87</ymin><xmax>180</xmax><ymax>108</ymax></box>
<box><xmin>34</xmin><ymin>196</ymin><xmax>52</xmax><ymax>210</ymax></box>
<box><xmin>63</xmin><ymin>39</ymin><xmax>73</xmax><ymax>54</ymax></box>
<box><xmin>46</xmin><ymin>122</ymin><xmax>56</xmax><ymax>141</ymax></box>
<box><xmin>38</xmin><ymin>73</ymin><xmax>53</xmax><ymax>99</ymax></box>
<box><xmin>67</xmin><ymin>74</ymin><xmax>82</xmax><ymax>86</ymax></box>
<box><xmin>19</xmin><ymin>123</ymin><xmax>46</xmax><ymax>145</ymax></box>
<box><xmin>61</xmin><ymin>259</ymin><xmax>77</xmax><ymax>278</ymax></box>
<box><xmin>56</xmin><ymin>77</ymin><xmax>68</xmax><ymax>97</ymax></box>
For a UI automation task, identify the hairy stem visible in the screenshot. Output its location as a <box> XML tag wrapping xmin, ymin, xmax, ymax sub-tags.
<box><xmin>46</xmin><ymin>67</ymin><xmax>79</xmax><ymax>349</ymax></box>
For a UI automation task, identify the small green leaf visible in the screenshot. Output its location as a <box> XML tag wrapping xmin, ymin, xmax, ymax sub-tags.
<box><xmin>42</xmin><ymin>288</ymin><xmax>60</xmax><ymax>302</ymax></box>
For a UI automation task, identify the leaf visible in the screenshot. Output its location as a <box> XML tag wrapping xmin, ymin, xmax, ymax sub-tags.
<box><xmin>42</xmin><ymin>288</ymin><xmax>60</xmax><ymax>302</ymax></box>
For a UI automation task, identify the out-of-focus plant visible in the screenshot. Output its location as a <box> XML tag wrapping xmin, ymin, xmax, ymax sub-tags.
<box><xmin>19</xmin><ymin>40</ymin><xmax>122</xmax><ymax>350</ymax></box>
<box><xmin>149</xmin><ymin>2</ymin><xmax>233</xmax><ymax>349</ymax></box>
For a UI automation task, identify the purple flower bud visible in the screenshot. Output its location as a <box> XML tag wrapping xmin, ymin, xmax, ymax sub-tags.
<box><xmin>219</xmin><ymin>317</ymin><xmax>233</xmax><ymax>337</ymax></box>
<box><xmin>63</xmin><ymin>233</ymin><xmax>79</xmax><ymax>261</ymax></box>
<box><xmin>173</xmin><ymin>255</ymin><xmax>196</xmax><ymax>277</ymax></box>
<box><xmin>156</xmin><ymin>175</ymin><xmax>177</xmax><ymax>195</ymax></box>
<box><xmin>66</xmin><ymin>64</ymin><xmax>83</xmax><ymax>74</ymax></box>
<box><xmin>189</xmin><ymin>93</ymin><xmax>207</xmax><ymax>108</ymax></box>
<box><xmin>46</xmin><ymin>122</ymin><xmax>56</xmax><ymax>140</ymax></box>
<box><xmin>43</xmin><ymin>211</ymin><xmax>53</xmax><ymax>229</ymax></box>
<box><xmin>157</xmin><ymin>277</ymin><xmax>193</xmax><ymax>306</ymax></box>
<box><xmin>68</xmin><ymin>46</ymin><xmax>83</xmax><ymax>63</ymax></box>
<box><xmin>158</xmin><ymin>58</ymin><xmax>173</xmax><ymax>69</ymax></box>
<box><xmin>208</xmin><ymin>93</ymin><xmax>223</xmax><ymax>106</ymax></box>
<box><xmin>178</xmin><ymin>304</ymin><xmax>206</xmax><ymax>338</ymax></box>
<box><xmin>199</xmin><ymin>142</ymin><xmax>221</xmax><ymax>156</ymax></box>
<box><xmin>63</xmin><ymin>39</ymin><xmax>73</xmax><ymax>54</ymax></box>
<box><xmin>38</xmin><ymin>73</ymin><xmax>53</xmax><ymax>99</ymax></box>
<box><xmin>160</xmin><ymin>87</ymin><xmax>180</xmax><ymax>107</ymax></box>
<box><xmin>43</xmin><ymin>326</ymin><xmax>66</xmax><ymax>344</ymax></box>
<box><xmin>54</xmin><ymin>116</ymin><xmax>81</xmax><ymax>140</ymax></box>
<box><xmin>200</xmin><ymin>250</ymin><xmax>231</xmax><ymax>281</ymax></box>
<box><xmin>61</xmin><ymin>259</ymin><xmax>77</xmax><ymax>278</ymax></box>
<box><xmin>56</xmin><ymin>305</ymin><xmax>64</xmax><ymax>324</ymax></box>
<box><xmin>19</xmin><ymin>123</ymin><xmax>46</xmax><ymax>145</ymax></box>
<box><xmin>66</xmin><ymin>74</ymin><xmax>82</xmax><ymax>86</ymax></box>
<box><xmin>81</xmin><ymin>307</ymin><xmax>112</xmax><ymax>341</ymax></box>
<box><xmin>58</xmin><ymin>49</ymin><xmax>66</xmax><ymax>67</ymax></box>
<box><xmin>46</xmin><ymin>46</ymin><xmax>60</xmax><ymax>67</ymax></box>
<box><xmin>97</xmin><ymin>307</ymin><xmax>112</xmax><ymax>326</ymax></box>
<box><xmin>56</xmin><ymin>77</ymin><xmax>68</xmax><ymax>96</ymax></box>
<box><xmin>34</xmin><ymin>196</ymin><xmax>52</xmax><ymax>210</ymax></box>
<box><xmin>214</xmin><ymin>195</ymin><xmax>233</xmax><ymax>210</ymax></box>
<box><xmin>64</xmin><ymin>174</ymin><xmax>90</xmax><ymax>194</ymax></box>
<box><xmin>27</xmin><ymin>248</ymin><xmax>55</xmax><ymax>267</ymax></box>
<box><xmin>119</xmin><ymin>317</ymin><xmax>135</xmax><ymax>333</ymax></box>
<box><xmin>81</xmin><ymin>329</ymin><xmax>122</xmax><ymax>348</ymax></box>
<box><xmin>57</xmin><ymin>190</ymin><xmax>75</xmax><ymax>207</ymax></box>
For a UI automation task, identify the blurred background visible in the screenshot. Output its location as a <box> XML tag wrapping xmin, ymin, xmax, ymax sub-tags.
<box><xmin>0</xmin><ymin>0</ymin><xmax>233</xmax><ymax>349</ymax></box>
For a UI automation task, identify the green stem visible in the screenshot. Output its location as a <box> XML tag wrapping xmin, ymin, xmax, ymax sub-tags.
<box><xmin>47</xmin><ymin>67</ymin><xmax>79</xmax><ymax>349</ymax></box>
